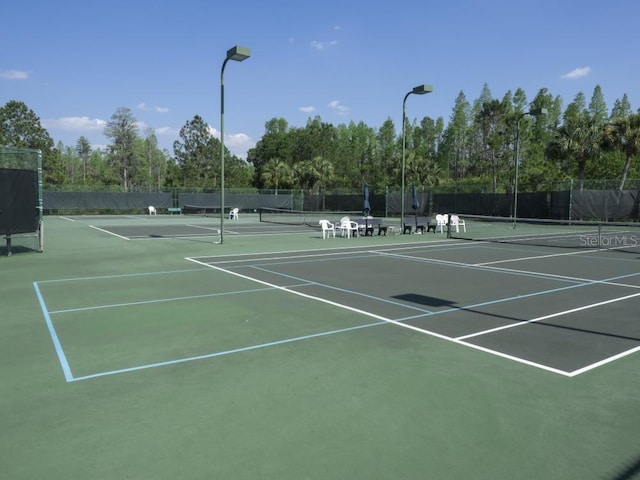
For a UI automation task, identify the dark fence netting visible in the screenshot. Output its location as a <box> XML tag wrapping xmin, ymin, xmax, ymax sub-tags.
<box><xmin>39</xmin><ymin>183</ymin><xmax>640</xmax><ymax>222</ymax></box>
<box><xmin>43</xmin><ymin>192</ymin><xmax>172</xmax><ymax>211</ymax></box>
<box><xmin>178</xmin><ymin>192</ymin><xmax>293</xmax><ymax>211</ymax></box>
<box><xmin>305</xmin><ymin>192</ymin><xmax>387</xmax><ymax>214</ymax></box>
<box><xmin>432</xmin><ymin>192</ymin><xmax>523</xmax><ymax>217</ymax></box>
<box><xmin>570</xmin><ymin>189</ymin><xmax>640</xmax><ymax>221</ymax></box>
<box><xmin>550</xmin><ymin>191</ymin><xmax>571</xmax><ymax>219</ymax></box>
<box><xmin>386</xmin><ymin>191</ymin><xmax>431</xmax><ymax>217</ymax></box>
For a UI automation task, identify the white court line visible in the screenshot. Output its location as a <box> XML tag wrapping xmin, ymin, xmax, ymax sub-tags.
<box><xmin>186</xmin><ymin>244</ymin><xmax>640</xmax><ymax>377</ymax></box>
<box><xmin>192</xmin><ymin>240</ymin><xmax>457</xmax><ymax>265</ymax></box>
<box><xmin>186</xmin><ymin>224</ymin><xmax>220</xmax><ymax>231</ymax></box>
<box><xmin>457</xmin><ymin>292</ymin><xmax>640</xmax><ymax>340</ymax></box>
<box><xmin>474</xmin><ymin>248</ymin><xmax>599</xmax><ymax>266</ymax></box>
<box><xmin>185</xmin><ymin>256</ymin><xmax>574</xmax><ymax>376</ymax></box>
<box><xmin>570</xmin><ymin>345</ymin><xmax>640</xmax><ymax>376</ymax></box>
<box><xmin>374</xmin><ymin>249</ymin><xmax>607</xmax><ymax>287</ymax></box>
<box><xmin>89</xmin><ymin>225</ymin><xmax>130</xmax><ymax>240</ymax></box>
<box><xmin>376</xmin><ymin>242</ymin><xmax>640</xmax><ymax>290</ymax></box>
<box><xmin>469</xmin><ymin>263</ymin><xmax>640</xmax><ymax>291</ymax></box>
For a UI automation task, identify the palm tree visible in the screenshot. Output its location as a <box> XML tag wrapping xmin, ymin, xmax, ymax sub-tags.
<box><xmin>307</xmin><ymin>156</ymin><xmax>334</xmax><ymax>193</ymax></box>
<box><xmin>307</xmin><ymin>156</ymin><xmax>334</xmax><ymax>210</ymax></box>
<box><xmin>602</xmin><ymin>113</ymin><xmax>640</xmax><ymax>190</ymax></box>
<box><xmin>554</xmin><ymin>113</ymin><xmax>602</xmax><ymax>190</ymax></box>
<box><xmin>260</xmin><ymin>158</ymin><xmax>292</xmax><ymax>195</ymax></box>
<box><xmin>423</xmin><ymin>162</ymin><xmax>442</xmax><ymax>187</ymax></box>
<box><xmin>292</xmin><ymin>160</ymin><xmax>311</xmax><ymax>189</ymax></box>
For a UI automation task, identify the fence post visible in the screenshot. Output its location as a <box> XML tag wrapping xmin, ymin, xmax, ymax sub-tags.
<box><xmin>385</xmin><ymin>186</ymin><xmax>388</xmax><ymax>218</ymax></box>
<box><xmin>568</xmin><ymin>179</ymin><xmax>573</xmax><ymax>222</ymax></box>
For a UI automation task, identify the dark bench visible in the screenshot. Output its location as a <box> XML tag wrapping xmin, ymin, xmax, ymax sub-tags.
<box><xmin>360</xmin><ymin>217</ymin><xmax>389</xmax><ymax>236</ymax></box>
<box><xmin>168</xmin><ymin>207</ymin><xmax>182</xmax><ymax>215</ymax></box>
<box><xmin>403</xmin><ymin>216</ymin><xmax>435</xmax><ymax>234</ymax></box>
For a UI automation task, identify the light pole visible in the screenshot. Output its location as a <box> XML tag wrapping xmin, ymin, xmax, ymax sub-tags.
<box><xmin>220</xmin><ymin>45</ymin><xmax>250</xmax><ymax>244</ymax></box>
<box><xmin>513</xmin><ymin>107</ymin><xmax>547</xmax><ymax>227</ymax></box>
<box><xmin>401</xmin><ymin>84</ymin><xmax>433</xmax><ymax>232</ymax></box>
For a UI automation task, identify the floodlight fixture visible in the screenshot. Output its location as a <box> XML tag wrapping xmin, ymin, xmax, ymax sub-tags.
<box><xmin>412</xmin><ymin>84</ymin><xmax>434</xmax><ymax>95</ymax></box>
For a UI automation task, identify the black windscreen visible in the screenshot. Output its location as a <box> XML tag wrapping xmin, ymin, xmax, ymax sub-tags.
<box><xmin>0</xmin><ymin>168</ymin><xmax>38</xmax><ymax>235</ymax></box>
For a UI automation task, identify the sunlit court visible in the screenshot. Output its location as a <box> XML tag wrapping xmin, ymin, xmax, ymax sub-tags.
<box><xmin>37</xmin><ymin>232</ymin><xmax>640</xmax><ymax>381</ymax></box>
<box><xmin>2</xmin><ymin>212</ymin><xmax>637</xmax><ymax>479</ymax></box>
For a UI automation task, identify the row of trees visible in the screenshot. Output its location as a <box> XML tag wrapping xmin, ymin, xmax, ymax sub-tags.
<box><xmin>249</xmin><ymin>85</ymin><xmax>640</xmax><ymax>193</ymax></box>
<box><xmin>1</xmin><ymin>83</ymin><xmax>639</xmax><ymax>194</ymax></box>
<box><xmin>0</xmin><ymin>102</ymin><xmax>252</xmax><ymax>191</ymax></box>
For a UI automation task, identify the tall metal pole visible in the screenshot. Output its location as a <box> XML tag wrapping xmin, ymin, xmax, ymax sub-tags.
<box><xmin>513</xmin><ymin>114</ymin><xmax>522</xmax><ymax>227</ymax></box>
<box><xmin>220</xmin><ymin>58</ymin><xmax>229</xmax><ymax>244</ymax></box>
<box><xmin>400</xmin><ymin>85</ymin><xmax>432</xmax><ymax>232</ymax></box>
<box><xmin>218</xmin><ymin>46</ymin><xmax>250</xmax><ymax>244</ymax></box>
<box><xmin>401</xmin><ymin>92</ymin><xmax>410</xmax><ymax>232</ymax></box>
<box><xmin>512</xmin><ymin>108</ymin><xmax>546</xmax><ymax>227</ymax></box>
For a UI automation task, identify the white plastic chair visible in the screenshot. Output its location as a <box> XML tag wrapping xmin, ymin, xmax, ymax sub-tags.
<box><xmin>339</xmin><ymin>216</ymin><xmax>359</xmax><ymax>238</ymax></box>
<box><xmin>450</xmin><ymin>214</ymin><xmax>466</xmax><ymax>233</ymax></box>
<box><xmin>148</xmin><ymin>206</ymin><xmax>157</xmax><ymax>215</ymax></box>
<box><xmin>229</xmin><ymin>207</ymin><xmax>239</xmax><ymax>219</ymax></box>
<box><xmin>319</xmin><ymin>219</ymin><xmax>335</xmax><ymax>239</ymax></box>
<box><xmin>435</xmin><ymin>214</ymin><xmax>446</xmax><ymax>233</ymax></box>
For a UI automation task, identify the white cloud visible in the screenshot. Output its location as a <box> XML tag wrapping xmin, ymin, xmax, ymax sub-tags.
<box><xmin>137</xmin><ymin>102</ymin><xmax>170</xmax><ymax>113</ymax></box>
<box><xmin>0</xmin><ymin>70</ymin><xmax>28</xmax><ymax>80</ymax></box>
<box><xmin>298</xmin><ymin>106</ymin><xmax>316</xmax><ymax>113</ymax></box>
<box><xmin>206</xmin><ymin>126</ymin><xmax>253</xmax><ymax>159</ymax></box>
<box><xmin>155</xmin><ymin>126</ymin><xmax>179</xmax><ymax>136</ymax></box>
<box><xmin>225</xmin><ymin>133</ymin><xmax>254</xmax><ymax>159</ymax></box>
<box><xmin>327</xmin><ymin>100</ymin><xmax>349</xmax><ymax>115</ymax></box>
<box><xmin>207</xmin><ymin>125</ymin><xmax>220</xmax><ymax>139</ymax></box>
<box><xmin>134</xmin><ymin>121</ymin><xmax>149</xmax><ymax>131</ymax></box>
<box><xmin>225</xmin><ymin>132</ymin><xmax>251</xmax><ymax>148</ymax></box>
<box><xmin>43</xmin><ymin>116</ymin><xmax>107</xmax><ymax>131</ymax></box>
<box><xmin>311</xmin><ymin>40</ymin><xmax>338</xmax><ymax>51</ymax></box>
<box><xmin>561</xmin><ymin>67</ymin><xmax>592</xmax><ymax>79</ymax></box>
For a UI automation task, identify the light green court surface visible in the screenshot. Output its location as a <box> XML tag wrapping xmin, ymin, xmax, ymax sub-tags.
<box><xmin>2</xmin><ymin>214</ymin><xmax>639</xmax><ymax>480</ymax></box>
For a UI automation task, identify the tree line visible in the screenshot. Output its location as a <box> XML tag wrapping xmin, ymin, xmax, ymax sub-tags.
<box><xmin>1</xmin><ymin>83</ymin><xmax>639</xmax><ymax>194</ymax></box>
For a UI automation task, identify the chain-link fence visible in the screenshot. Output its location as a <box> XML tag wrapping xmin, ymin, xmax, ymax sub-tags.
<box><xmin>41</xmin><ymin>180</ymin><xmax>640</xmax><ymax>222</ymax></box>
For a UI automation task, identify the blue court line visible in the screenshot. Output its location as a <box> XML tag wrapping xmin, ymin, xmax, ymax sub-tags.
<box><xmin>33</xmin><ymin>282</ymin><xmax>74</xmax><ymax>382</ymax></box>
<box><xmin>249</xmin><ymin>265</ymin><xmax>436</xmax><ymax>314</ymax></box>
<box><xmin>395</xmin><ymin>270</ymin><xmax>640</xmax><ymax>322</ymax></box>
<box><xmin>36</xmin><ymin>267</ymin><xmax>214</xmax><ymax>284</ymax></box>
<box><xmin>68</xmin><ymin>321</ymin><xmax>386</xmax><ymax>382</ymax></box>
<box><xmin>48</xmin><ymin>285</ymin><xmax>296</xmax><ymax>315</ymax></box>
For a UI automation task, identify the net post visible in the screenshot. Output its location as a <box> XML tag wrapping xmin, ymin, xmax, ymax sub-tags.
<box><xmin>38</xmin><ymin>219</ymin><xmax>44</xmax><ymax>253</ymax></box>
<box><xmin>598</xmin><ymin>223</ymin><xmax>602</xmax><ymax>250</ymax></box>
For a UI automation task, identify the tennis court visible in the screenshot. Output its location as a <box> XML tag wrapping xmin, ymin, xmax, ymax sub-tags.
<box><xmin>3</xmin><ymin>213</ymin><xmax>640</xmax><ymax>479</ymax></box>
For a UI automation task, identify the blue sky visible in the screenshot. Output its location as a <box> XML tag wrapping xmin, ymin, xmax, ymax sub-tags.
<box><xmin>2</xmin><ymin>0</ymin><xmax>639</xmax><ymax>159</ymax></box>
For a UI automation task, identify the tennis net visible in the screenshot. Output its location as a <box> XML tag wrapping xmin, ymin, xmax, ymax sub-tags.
<box><xmin>450</xmin><ymin>214</ymin><xmax>640</xmax><ymax>253</ymax></box>
<box><xmin>259</xmin><ymin>208</ymin><xmax>362</xmax><ymax>227</ymax></box>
